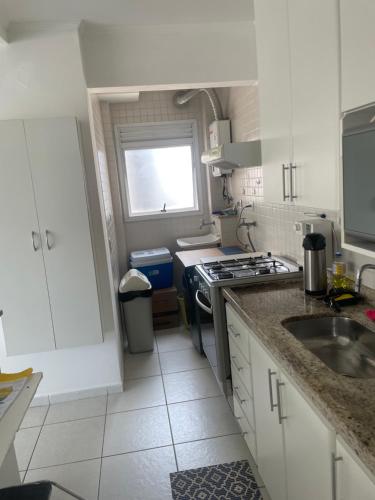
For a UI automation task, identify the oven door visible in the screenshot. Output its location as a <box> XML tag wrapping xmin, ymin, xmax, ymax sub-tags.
<box><xmin>194</xmin><ymin>287</ymin><xmax>218</xmax><ymax>381</ymax></box>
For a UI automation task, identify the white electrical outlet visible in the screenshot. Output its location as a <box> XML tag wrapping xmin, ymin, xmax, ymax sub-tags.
<box><xmin>294</xmin><ymin>222</ymin><xmax>303</xmax><ymax>234</ymax></box>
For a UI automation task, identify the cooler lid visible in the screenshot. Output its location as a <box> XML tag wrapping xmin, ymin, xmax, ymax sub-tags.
<box><xmin>130</xmin><ymin>247</ymin><xmax>172</xmax><ymax>265</ymax></box>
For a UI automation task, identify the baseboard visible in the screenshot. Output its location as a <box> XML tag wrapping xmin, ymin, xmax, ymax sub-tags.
<box><xmin>31</xmin><ymin>381</ymin><xmax>124</xmax><ymax>406</ymax></box>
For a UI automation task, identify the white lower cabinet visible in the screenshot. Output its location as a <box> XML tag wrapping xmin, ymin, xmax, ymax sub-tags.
<box><xmin>335</xmin><ymin>439</ymin><xmax>375</xmax><ymax>500</ymax></box>
<box><xmin>225</xmin><ymin>304</ymin><xmax>375</xmax><ymax>500</ymax></box>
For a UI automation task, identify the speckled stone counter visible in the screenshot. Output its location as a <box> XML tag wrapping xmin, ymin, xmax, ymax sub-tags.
<box><xmin>223</xmin><ymin>280</ymin><xmax>375</xmax><ymax>477</ymax></box>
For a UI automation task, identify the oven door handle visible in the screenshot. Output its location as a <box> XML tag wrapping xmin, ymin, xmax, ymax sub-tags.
<box><xmin>195</xmin><ymin>290</ymin><xmax>213</xmax><ymax>315</ymax></box>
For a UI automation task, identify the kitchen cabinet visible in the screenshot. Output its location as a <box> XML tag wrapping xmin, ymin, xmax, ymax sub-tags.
<box><xmin>335</xmin><ymin>439</ymin><xmax>375</xmax><ymax>500</ymax></box>
<box><xmin>0</xmin><ymin>118</ymin><xmax>102</xmax><ymax>355</ymax></box>
<box><xmin>340</xmin><ymin>0</ymin><xmax>375</xmax><ymax>111</ymax></box>
<box><xmin>254</xmin><ymin>0</ymin><xmax>293</xmax><ymax>204</ymax></box>
<box><xmin>251</xmin><ymin>334</ymin><xmax>287</xmax><ymax>500</ymax></box>
<box><xmin>254</xmin><ymin>0</ymin><xmax>340</xmax><ymax>210</ymax></box>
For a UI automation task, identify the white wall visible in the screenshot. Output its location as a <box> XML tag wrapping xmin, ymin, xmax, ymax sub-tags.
<box><xmin>79</xmin><ymin>22</ymin><xmax>257</xmax><ymax>88</ymax></box>
<box><xmin>0</xmin><ymin>24</ymin><xmax>122</xmax><ymax>399</ymax></box>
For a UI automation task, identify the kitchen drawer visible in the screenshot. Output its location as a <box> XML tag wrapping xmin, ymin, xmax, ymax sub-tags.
<box><xmin>232</xmin><ymin>368</ymin><xmax>255</xmax><ymax>430</ymax></box>
<box><xmin>226</xmin><ymin>303</ymin><xmax>250</xmax><ymax>363</ymax></box>
<box><xmin>234</xmin><ymin>395</ymin><xmax>257</xmax><ymax>460</ymax></box>
<box><xmin>229</xmin><ymin>332</ymin><xmax>252</xmax><ymax>393</ymax></box>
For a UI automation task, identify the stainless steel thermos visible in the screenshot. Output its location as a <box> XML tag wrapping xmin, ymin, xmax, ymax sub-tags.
<box><xmin>303</xmin><ymin>233</ymin><xmax>327</xmax><ymax>295</ymax></box>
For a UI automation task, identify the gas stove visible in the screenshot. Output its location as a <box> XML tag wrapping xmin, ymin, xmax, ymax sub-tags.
<box><xmin>196</xmin><ymin>252</ymin><xmax>303</xmax><ymax>287</ymax></box>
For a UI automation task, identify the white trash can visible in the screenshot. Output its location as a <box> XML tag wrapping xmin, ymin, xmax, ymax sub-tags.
<box><xmin>119</xmin><ymin>270</ymin><xmax>154</xmax><ymax>353</ymax></box>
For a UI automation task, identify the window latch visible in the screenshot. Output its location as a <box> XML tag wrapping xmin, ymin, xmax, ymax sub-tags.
<box><xmin>161</xmin><ymin>203</ymin><xmax>167</xmax><ymax>213</ymax></box>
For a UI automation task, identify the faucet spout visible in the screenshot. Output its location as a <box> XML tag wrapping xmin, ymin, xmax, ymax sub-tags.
<box><xmin>199</xmin><ymin>219</ymin><xmax>215</xmax><ymax>230</ymax></box>
<box><xmin>355</xmin><ymin>264</ymin><xmax>375</xmax><ymax>294</ymax></box>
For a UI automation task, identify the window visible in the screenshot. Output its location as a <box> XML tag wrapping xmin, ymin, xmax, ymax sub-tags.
<box><xmin>116</xmin><ymin>120</ymin><xmax>201</xmax><ymax>219</ymax></box>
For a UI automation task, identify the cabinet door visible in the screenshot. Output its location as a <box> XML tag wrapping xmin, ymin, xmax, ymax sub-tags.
<box><xmin>0</xmin><ymin>120</ymin><xmax>55</xmax><ymax>354</ymax></box>
<box><xmin>24</xmin><ymin>118</ymin><xmax>102</xmax><ymax>349</ymax></box>
<box><xmin>336</xmin><ymin>440</ymin><xmax>375</xmax><ymax>500</ymax></box>
<box><xmin>250</xmin><ymin>335</ymin><xmax>287</xmax><ymax>500</ymax></box>
<box><xmin>288</xmin><ymin>0</ymin><xmax>340</xmax><ymax>210</ymax></box>
<box><xmin>281</xmin><ymin>373</ymin><xmax>334</xmax><ymax>500</ymax></box>
<box><xmin>254</xmin><ymin>0</ymin><xmax>293</xmax><ymax>203</ymax></box>
<box><xmin>340</xmin><ymin>0</ymin><xmax>375</xmax><ymax>111</ymax></box>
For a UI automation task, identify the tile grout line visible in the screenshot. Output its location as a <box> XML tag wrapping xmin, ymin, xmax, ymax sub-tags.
<box><xmin>156</xmin><ymin>347</ymin><xmax>179</xmax><ymax>473</ymax></box>
<box><xmin>23</xmin><ymin>402</ymin><xmax>50</xmax><ymax>477</ymax></box>
<box><xmin>97</xmin><ymin>392</ymin><xmax>109</xmax><ymax>500</ymax></box>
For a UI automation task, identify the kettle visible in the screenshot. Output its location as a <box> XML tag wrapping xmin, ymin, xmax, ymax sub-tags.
<box><xmin>303</xmin><ymin>233</ymin><xmax>327</xmax><ymax>295</ymax></box>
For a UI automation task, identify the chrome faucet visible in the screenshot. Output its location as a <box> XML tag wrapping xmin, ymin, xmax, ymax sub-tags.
<box><xmin>199</xmin><ymin>219</ymin><xmax>215</xmax><ymax>230</ymax></box>
<box><xmin>354</xmin><ymin>263</ymin><xmax>375</xmax><ymax>294</ymax></box>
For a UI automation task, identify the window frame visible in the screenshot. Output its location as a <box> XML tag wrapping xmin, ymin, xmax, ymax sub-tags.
<box><xmin>115</xmin><ymin>119</ymin><xmax>203</xmax><ymax>222</ymax></box>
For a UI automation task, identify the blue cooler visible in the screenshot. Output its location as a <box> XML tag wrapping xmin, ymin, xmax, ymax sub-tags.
<box><xmin>130</xmin><ymin>247</ymin><xmax>173</xmax><ymax>289</ymax></box>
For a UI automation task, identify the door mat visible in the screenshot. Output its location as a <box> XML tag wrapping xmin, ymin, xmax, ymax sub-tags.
<box><xmin>170</xmin><ymin>460</ymin><xmax>263</xmax><ymax>500</ymax></box>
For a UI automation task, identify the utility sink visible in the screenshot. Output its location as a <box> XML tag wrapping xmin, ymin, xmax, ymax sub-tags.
<box><xmin>176</xmin><ymin>234</ymin><xmax>221</xmax><ymax>249</ymax></box>
<box><xmin>282</xmin><ymin>316</ymin><xmax>375</xmax><ymax>378</ymax></box>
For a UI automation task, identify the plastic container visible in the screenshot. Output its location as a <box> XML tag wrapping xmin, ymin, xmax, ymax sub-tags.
<box><xmin>130</xmin><ymin>247</ymin><xmax>173</xmax><ymax>289</ymax></box>
<box><xmin>332</xmin><ymin>252</ymin><xmax>352</xmax><ymax>289</ymax></box>
<box><xmin>119</xmin><ymin>271</ymin><xmax>154</xmax><ymax>353</ymax></box>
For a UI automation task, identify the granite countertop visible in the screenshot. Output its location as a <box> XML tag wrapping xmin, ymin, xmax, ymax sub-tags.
<box><xmin>223</xmin><ymin>280</ymin><xmax>375</xmax><ymax>476</ymax></box>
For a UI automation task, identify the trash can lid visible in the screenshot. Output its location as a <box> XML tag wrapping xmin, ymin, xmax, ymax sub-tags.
<box><xmin>119</xmin><ymin>269</ymin><xmax>151</xmax><ymax>293</ymax></box>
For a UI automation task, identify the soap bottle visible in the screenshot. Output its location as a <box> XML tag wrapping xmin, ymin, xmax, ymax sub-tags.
<box><xmin>332</xmin><ymin>253</ymin><xmax>351</xmax><ymax>289</ymax></box>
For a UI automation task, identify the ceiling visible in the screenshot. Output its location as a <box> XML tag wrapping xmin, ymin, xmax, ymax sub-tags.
<box><xmin>0</xmin><ymin>0</ymin><xmax>254</xmax><ymax>28</ymax></box>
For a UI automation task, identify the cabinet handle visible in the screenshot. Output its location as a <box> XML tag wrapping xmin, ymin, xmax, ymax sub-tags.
<box><xmin>234</xmin><ymin>387</ymin><xmax>246</xmax><ymax>405</ymax></box>
<box><xmin>268</xmin><ymin>369</ymin><xmax>277</xmax><ymax>411</ymax></box>
<box><xmin>31</xmin><ymin>231</ymin><xmax>40</xmax><ymax>251</ymax></box>
<box><xmin>45</xmin><ymin>230</ymin><xmax>53</xmax><ymax>250</ymax></box>
<box><xmin>290</xmin><ymin>163</ymin><xmax>297</xmax><ymax>200</ymax></box>
<box><xmin>276</xmin><ymin>379</ymin><xmax>287</xmax><ymax>424</ymax></box>
<box><xmin>228</xmin><ymin>324</ymin><xmax>241</xmax><ymax>338</ymax></box>
<box><xmin>282</xmin><ymin>164</ymin><xmax>290</xmax><ymax>201</ymax></box>
<box><xmin>331</xmin><ymin>454</ymin><xmax>343</xmax><ymax>500</ymax></box>
<box><xmin>241</xmin><ymin>431</ymin><xmax>249</xmax><ymax>437</ymax></box>
<box><xmin>231</xmin><ymin>356</ymin><xmax>243</xmax><ymax>372</ymax></box>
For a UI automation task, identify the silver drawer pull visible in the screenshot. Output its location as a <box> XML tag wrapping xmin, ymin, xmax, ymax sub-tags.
<box><xmin>234</xmin><ymin>387</ymin><xmax>246</xmax><ymax>405</ymax></box>
<box><xmin>45</xmin><ymin>229</ymin><xmax>53</xmax><ymax>250</ymax></box>
<box><xmin>31</xmin><ymin>231</ymin><xmax>40</xmax><ymax>251</ymax></box>
<box><xmin>268</xmin><ymin>369</ymin><xmax>277</xmax><ymax>412</ymax></box>
<box><xmin>231</xmin><ymin>356</ymin><xmax>243</xmax><ymax>372</ymax></box>
<box><xmin>331</xmin><ymin>454</ymin><xmax>343</xmax><ymax>500</ymax></box>
<box><xmin>276</xmin><ymin>379</ymin><xmax>287</xmax><ymax>424</ymax></box>
<box><xmin>228</xmin><ymin>324</ymin><xmax>240</xmax><ymax>338</ymax></box>
<box><xmin>241</xmin><ymin>431</ymin><xmax>248</xmax><ymax>437</ymax></box>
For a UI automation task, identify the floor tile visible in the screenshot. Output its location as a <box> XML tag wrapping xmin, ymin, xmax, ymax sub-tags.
<box><xmin>168</xmin><ymin>396</ymin><xmax>239</xmax><ymax>444</ymax></box>
<box><xmin>30</xmin><ymin>416</ymin><xmax>105</xmax><ymax>469</ymax></box>
<box><xmin>108</xmin><ymin>376</ymin><xmax>165</xmax><ymax>414</ymax></box>
<box><xmin>175</xmin><ymin>434</ymin><xmax>252</xmax><ymax>471</ymax></box>
<box><xmin>124</xmin><ymin>351</ymin><xmax>161</xmax><ymax>380</ymax></box>
<box><xmin>45</xmin><ymin>396</ymin><xmax>107</xmax><ymax>425</ymax></box>
<box><xmin>25</xmin><ymin>459</ymin><xmax>101</xmax><ymax>500</ymax></box>
<box><xmin>103</xmin><ymin>406</ymin><xmax>172</xmax><ymax>456</ymax></box>
<box><xmin>100</xmin><ymin>447</ymin><xmax>176</xmax><ymax>500</ymax></box>
<box><xmin>20</xmin><ymin>406</ymin><xmax>48</xmax><ymax>429</ymax></box>
<box><xmin>163</xmin><ymin>368</ymin><xmax>221</xmax><ymax>404</ymax></box>
<box><xmin>14</xmin><ymin>427</ymin><xmax>41</xmax><ymax>470</ymax></box>
<box><xmin>156</xmin><ymin>328</ymin><xmax>193</xmax><ymax>353</ymax></box>
<box><xmin>159</xmin><ymin>348</ymin><xmax>209</xmax><ymax>374</ymax></box>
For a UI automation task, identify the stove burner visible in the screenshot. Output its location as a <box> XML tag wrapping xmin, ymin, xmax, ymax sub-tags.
<box><xmin>202</xmin><ymin>254</ymin><xmax>295</xmax><ymax>281</ymax></box>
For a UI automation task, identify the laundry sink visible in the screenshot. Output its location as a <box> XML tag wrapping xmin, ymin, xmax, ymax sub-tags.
<box><xmin>176</xmin><ymin>234</ymin><xmax>221</xmax><ymax>249</ymax></box>
<box><xmin>282</xmin><ymin>316</ymin><xmax>375</xmax><ymax>378</ymax></box>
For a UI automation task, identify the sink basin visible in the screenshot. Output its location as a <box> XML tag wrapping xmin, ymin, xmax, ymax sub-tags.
<box><xmin>176</xmin><ymin>234</ymin><xmax>221</xmax><ymax>249</ymax></box>
<box><xmin>282</xmin><ymin>316</ymin><xmax>375</xmax><ymax>378</ymax></box>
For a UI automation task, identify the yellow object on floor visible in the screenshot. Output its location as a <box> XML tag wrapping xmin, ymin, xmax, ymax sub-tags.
<box><xmin>0</xmin><ymin>368</ymin><xmax>33</xmax><ymax>382</ymax></box>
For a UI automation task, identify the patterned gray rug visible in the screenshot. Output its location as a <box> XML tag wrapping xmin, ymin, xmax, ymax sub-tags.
<box><xmin>170</xmin><ymin>460</ymin><xmax>263</xmax><ymax>500</ymax></box>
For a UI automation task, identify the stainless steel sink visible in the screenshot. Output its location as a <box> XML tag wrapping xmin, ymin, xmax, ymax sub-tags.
<box><xmin>282</xmin><ymin>316</ymin><xmax>375</xmax><ymax>378</ymax></box>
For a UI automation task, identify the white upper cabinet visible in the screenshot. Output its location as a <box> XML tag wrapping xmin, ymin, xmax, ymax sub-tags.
<box><xmin>254</xmin><ymin>0</ymin><xmax>293</xmax><ymax>204</ymax></box>
<box><xmin>0</xmin><ymin>118</ymin><xmax>103</xmax><ymax>355</ymax></box>
<box><xmin>254</xmin><ymin>0</ymin><xmax>340</xmax><ymax>210</ymax></box>
<box><xmin>24</xmin><ymin>118</ymin><xmax>102</xmax><ymax>349</ymax></box>
<box><xmin>340</xmin><ymin>0</ymin><xmax>375</xmax><ymax>111</ymax></box>
<box><xmin>288</xmin><ymin>0</ymin><xmax>340</xmax><ymax>210</ymax></box>
<box><xmin>0</xmin><ymin>121</ymin><xmax>55</xmax><ymax>355</ymax></box>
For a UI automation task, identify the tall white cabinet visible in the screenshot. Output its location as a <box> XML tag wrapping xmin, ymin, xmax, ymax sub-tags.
<box><xmin>254</xmin><ymin>0</ymin><xmax>340</xmax><ymax>210</ymax></box>
<box><xmin>0</xmin><ymin>118</ymin><xmax>103</xmax><ymax>355</ymax></box>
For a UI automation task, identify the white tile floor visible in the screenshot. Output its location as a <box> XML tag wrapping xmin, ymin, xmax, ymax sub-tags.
<box><xmin>15</xmin><ymin>325</ymin><xmax>269</xmax><ymax>500</ymax></box>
